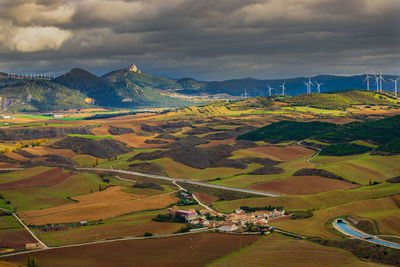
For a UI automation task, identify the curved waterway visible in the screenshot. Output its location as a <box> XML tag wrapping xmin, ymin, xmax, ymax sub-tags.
<box><xmin>334</xmin><ymin>219</ymin><xmax>400</xmax><ymax>249</ymax></box>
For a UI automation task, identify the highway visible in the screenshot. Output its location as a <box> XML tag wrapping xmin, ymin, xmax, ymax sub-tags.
<box><xmin>77</xmin><ymin>167</ymin><xmax>280</xmax><ymax>197</ymax></box>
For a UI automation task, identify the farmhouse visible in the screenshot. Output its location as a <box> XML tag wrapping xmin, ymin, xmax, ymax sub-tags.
<box><xmin>218</xmin><ymin>223</ymin><xmax>238</xmax><ymax>232</ymax></box>
<box><xmin>176</xmin><ymin>210</ymin><xmax>197</xmax><ymax>221</ymax></box>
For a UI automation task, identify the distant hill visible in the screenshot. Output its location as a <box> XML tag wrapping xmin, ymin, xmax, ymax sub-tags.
<box><xmin>54</xmin><ymin>68</ymin><xmax>122</xmax><ymax>107</ymax></box>
<box><xmin>101</xmin><ymin>65</ymin><xmax>196</xmax><ymax>108</ymax></box>
<box><xmin>281</xmin><ymin>90</ymin><xmax>397</xmax><ymax>110</ymax></box>
<box><xmin>1</xmin><ymin>64</ymin><xmax>399</xmax><ymax>111</ymax></box>
<box><xmin>0</xmin><ymin>80</ymin><xmax>90</xmax><ymax>112</ymax></box>
<box><xmin>177</xmin><ymin>74</ymin><xmax>400</xmax><ymax>97</ymax></box>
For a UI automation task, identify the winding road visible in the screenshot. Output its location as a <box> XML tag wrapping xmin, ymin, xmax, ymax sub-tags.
<box><xmin>297</xmin><ymin>141</ymin><xmax>322</xmax><ymax>166</ymax></box>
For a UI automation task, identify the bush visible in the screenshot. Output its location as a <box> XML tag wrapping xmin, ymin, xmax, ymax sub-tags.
<box><xmin>144</xmin><ymin>232</ymin><xmax>153</xmax><ymax>237</ymax></box>
<box><xmin>240</xmin><ymin>205</ymin><xmax>284</xmax><ymax>212</ymax></box>
<box><xmin>290</xmin><ymin>210</ymin><xmax>313</xmax><ymax>219</ymax></box>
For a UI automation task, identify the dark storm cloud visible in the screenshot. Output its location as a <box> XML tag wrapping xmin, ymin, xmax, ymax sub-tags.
<box><xmin>0</xmin><ymin>0</ymin><xmax>399</xmax><ymax>80</ymax></box>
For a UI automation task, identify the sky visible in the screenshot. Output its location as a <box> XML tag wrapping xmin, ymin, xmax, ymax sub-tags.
<box><xmin>0</xmin><ymin>0</ymin><xmax>399</xmax><ymax>81</ymax></box>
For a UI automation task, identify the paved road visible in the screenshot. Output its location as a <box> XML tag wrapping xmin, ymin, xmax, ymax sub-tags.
<box><xmin>78</xmin><ymin>168</ymin><xmax>280</xmax><ymax>197</ymax></box>
<box><xmin>0</xmin><ymin>208</ymin><xmax>47</xmax><ymax>249</ymax></box>
<box><xmin>297</xmin><ymin>141</ymin><xmax>322</xmax><ymax>166</ymax></box>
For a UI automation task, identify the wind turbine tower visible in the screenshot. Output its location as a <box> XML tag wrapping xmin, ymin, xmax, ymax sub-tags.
<box><xmin>314</xmin><ymin>81</ymin><xmax>324</xmax><ymax>93</ymax></box>
<box><xmin>304</xmin><ymin>77</ymin><xmax>313</xmax><ymax>93</ymax></box>
<box><xmin>374</xmin><ymin>75</ymin><xmax>379</xmax><ymax>92</ymax></box>
<box><xmin>390</xmin><ymin>77</ymin><xmax>400</xmax><ymax>98</ymax></box>
<box><xmin>379</xmin><ymin>73</ymin><xmax>385</xmax><ymax>93</ymax></box>
<box><xmin>279</xmin><ymin>81</ymin><xmax>286</xmax><ymax>95</ymax></box>
<box><xmin>244</xmin><ymin>89</ymin><xmax>249</xmax><ymax>99</ymax></box>
<box><xmin>267</xmin><ymin>83</ymin><xmax>274</xmax><ymax>97</ymax></box>
<box><xmin>364</xmin><ymin>74</ymin><xmax>372</xmax><ymax>91</ymax></box>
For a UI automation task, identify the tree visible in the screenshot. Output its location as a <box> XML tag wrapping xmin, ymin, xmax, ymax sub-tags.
<box><xmin>144</xmin><ymin>232</ymin><xmax>153</xmax><ymax>237</ymax></box>
<box><xmin>27</xmin><ymin>256</ymin><xmax>39</xmax><ymax>267</ymax></box>
<box><xmin>94</xmin><ymin>158</ymin><xmax>99</xmax><ymax>167</ymax></box>
<box><xmin>108</xmin><ymin>154</ymin><xmax>111</xmax><ymax>161</ymax></box>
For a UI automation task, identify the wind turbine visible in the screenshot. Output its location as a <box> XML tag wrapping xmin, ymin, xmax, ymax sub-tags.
<box><xmin>379</xmin><ymin>73</ymin><xmax>385</xmax><ymax>93</ymax></box>
<box><xmin>390</xmin><ymin>77</ymin><xmax>400</xmax><ymax>98</ymax></box>
<box><xmin>304</xmin><ymin>77</ymin><xmax>313</xmax><ymax>93</ymax></box>
<box><xmin>267</xmin><ymin>83</ymin><xmax>274</xmax><ymax>96</ymax></box>
<box><xmin>364</xmin><ymin>74</ymin><xmax>372</xmax><ymax>91</ymax></box>
<box><xmin>279</xmin><ymin>81</ymin><xmax>286</xmax><ymax>95</ymax></box>
<box><xmin>374</xmin><ymin>75</ymin><xmax>379</xmax><ymax>92</ymax></box>
<box><xmin>314</xmin><ymin>81</ymin><xmax>324</xmax><ymax>93</ymax></box>
<box><xmin>244</xmin><ymin>89</ymin><xmax>249</xmax><ymax>99</ymax></box>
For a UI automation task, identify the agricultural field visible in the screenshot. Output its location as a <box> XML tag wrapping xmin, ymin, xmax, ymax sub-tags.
<box><xmin>0</xmin><ymin>93</ymin><xmax>399</xmax><ymax>266</ymax></box>
<box><xmin>210</xmin><ymin>233</ymin><xmax>383</xmax><ymax>267</ymax></box>
<box><xmin>19</xmin><ymin>186</ymin><xmax>178</xmax><ymax>225</ymax></box>
<box><xmin>3</xmin><ymin>233</ymin><xmax>259</xmax><ymax>267</ymax></box>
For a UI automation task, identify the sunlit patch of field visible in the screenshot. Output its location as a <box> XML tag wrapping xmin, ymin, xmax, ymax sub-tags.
<box><xmin>282</xmin><ymin>106</ymin><xmax>347</xmax><ymax>115</ymax></box>
<box><xmin>19</xmin><ymin>186</ymin><xmax>179</xmax><ymax>225</ymax></box>
<box><xmin>270</xmin><ymin>196</ymin><xmax>400</xmax><ymax>239</ymax></box>
<box><xmin>34</xmin><ymin>208</ymin><xmax>185</xmax><ymax>246</ymax></box>
<box><xmin>317</xmin><ymin>154</ymin><xmax>400</xmax><ymax>184</ymax></box>
<box><xmin>213</xmin><ymin>182</ymin><xmax>400</xmax><ymax>213</ymax></box>
<box><xmin>238</xmin><ymin>145</ymin><xmax>314</xmax><ymax>161</ymax></box>
<box><xmin>249</xmin><ymin>176</ymin><xmax>358</xmax><ymax>195</ymax></box>
<box><xmin>363</xmin><ymin>208</ymin><xmax>400</xmax><ymax>236</ymax></box>
<box><xmin>210</xmin><ymin>233</ymin><xmax>383</xmax><ymax>267</ymax></box>
<box><xmin>1</xmin><ymin>172</ymin><xmax>107</xmax><ymax>210</ymax></box>
<box><xmin>22</xmin><ymin>147</ymin><xmax>76</xmax><ymax>158</ymax></box>
<box><xmin>72</xmin><ymin>154</ymin><xmax>98</xmax><ymax>166</ymax></box>
<box><xmin>0</xmin><ymin>166</ymin><xmax>53</xmax><ymax>185</ymax></box>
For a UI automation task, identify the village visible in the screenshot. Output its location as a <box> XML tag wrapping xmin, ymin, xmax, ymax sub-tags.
<box><xmin>165</xmin><ymin>191</ymin><xmax>287</xmax><ymax>234</ymax></box>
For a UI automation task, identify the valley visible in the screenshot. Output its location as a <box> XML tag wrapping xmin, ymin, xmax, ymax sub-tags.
<box><xmin>0</xmin><ymin>90</ymin><xmax>399</xmax><ymax>266</ymax></box>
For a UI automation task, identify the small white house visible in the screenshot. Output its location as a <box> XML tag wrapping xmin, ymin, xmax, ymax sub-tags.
<box><xmin>218</xmin><ymin>224</ymin><xmax>238</xmax><ymax>232</ymax></box>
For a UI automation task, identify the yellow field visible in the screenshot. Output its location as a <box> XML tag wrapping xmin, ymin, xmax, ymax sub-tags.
<box><xmin>19</xmin><ymin>186</ymin><xmax>178</xmax><ymax>225</ymax></box>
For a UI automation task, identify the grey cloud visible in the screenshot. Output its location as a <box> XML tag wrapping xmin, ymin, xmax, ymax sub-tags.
<box><xmin>0</xmin><ymin>0</ymin><xmax>399</xmax><ymax>80</ymax></box>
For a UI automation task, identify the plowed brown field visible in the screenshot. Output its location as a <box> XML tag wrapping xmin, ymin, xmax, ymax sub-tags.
<box><xmin>0</xmin><ymin>167</ymin><xmax>72</xmax><ymax>190</ymax></box>
<box><xmin>249</xmin><ymin>176</ymin><xmax>358</xmax><ymax>195</ymax></box>
<box><xmin>242</xmin><ymin>145</ymin><xmax>314</xmax><ymax>161</ymax></box>
<box><xmin>4</xmin><ymin>233</ymin><xmax>259</xmax><ymax>267</ymax></box>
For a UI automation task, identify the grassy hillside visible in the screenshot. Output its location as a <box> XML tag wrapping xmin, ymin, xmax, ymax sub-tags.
<box><xmin>54</xmin><ymin>68</ymin><xmax>122</xmax><ymax>107</ymax></box>
<box><xmin>0</xmin><ymin>80</ymin><xmax>91</xmax><ymax>112</ymax></box>
<box><xmin>281</xmin><ymin>90</ymin><xmax>397</xmax><ymax>110</ymax></box>
<box><xmin>102</xmin><ymin>68</ymin><xmax>197</xmax><ymax>108</ymax></box>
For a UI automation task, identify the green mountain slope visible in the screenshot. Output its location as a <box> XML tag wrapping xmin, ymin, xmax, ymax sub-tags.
<box><xmin>102</xmin><ymin>65</ymin><xmax>196</xmax><ymax>108</ymax></box>
<box><xmin>54</xmin><ymin>68</ymin><xmax>122</xmax><ymax>107</ymax></box>
<box><xmin>0</xmin><ymin>80</ymin><xmax>91</xmax><ymax>112</ymax></box>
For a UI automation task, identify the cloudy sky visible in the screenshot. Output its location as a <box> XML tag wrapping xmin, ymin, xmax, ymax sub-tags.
<box><xmin>0</xmin><ymin>0</ymin><xmax>399</xmax><ymax>80</ymax></box>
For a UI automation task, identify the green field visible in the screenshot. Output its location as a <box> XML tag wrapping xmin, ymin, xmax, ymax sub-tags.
<box><xmin>2</xmin><ymin>171</ymin><xmax>108</xmax><ymax>211</ymax></box>
<box><xmin>316</xmin><ymin>154</ymin><xmax>400</xmax><ymax>184</ymax></box>
<box><xmin>270</xmin><ymin>196</ymin><xmax>399</xmax><ymax>238</ymax></box>
<box><xmin>66</xmin><ymin>134</ymin><xmax>113</xmax><ymax>140</ymax></box>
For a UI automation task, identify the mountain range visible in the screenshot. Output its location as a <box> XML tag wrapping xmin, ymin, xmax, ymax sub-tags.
<box><xmin>0</xmin><ymin>64</ymin><xmax>398</xmax><ymax>112</ymax></box>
